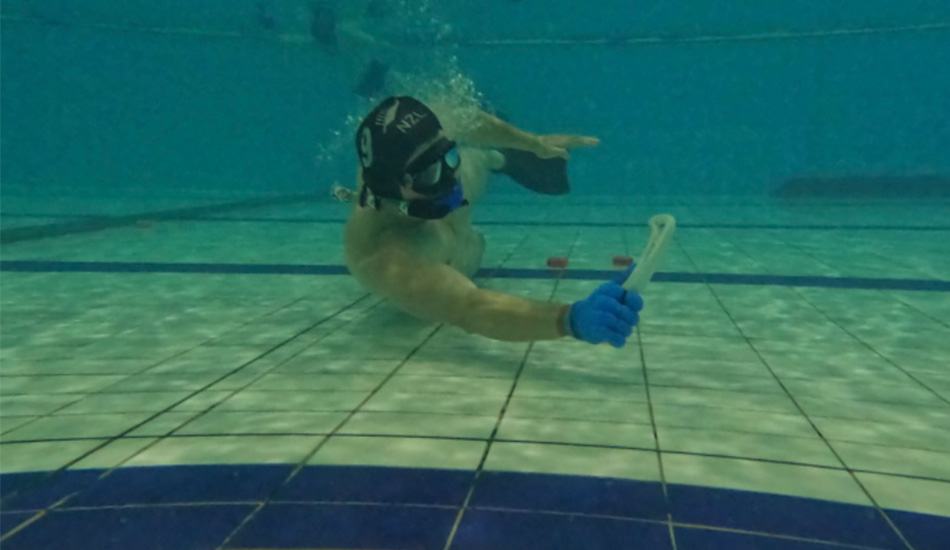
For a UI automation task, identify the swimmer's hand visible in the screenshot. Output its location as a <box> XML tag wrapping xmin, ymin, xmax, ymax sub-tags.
<box><xmin>534</xmin><ymin>134</ymin><xmax>601</xmax><ymax>160</ymax></box>
<box><xmin>565</xmin><ymin>271</ymin><xmax>643</xmax><ymax>348</ymax></box>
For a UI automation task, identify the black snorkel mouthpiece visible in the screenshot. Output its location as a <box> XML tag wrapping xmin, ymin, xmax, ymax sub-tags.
<box><xmin>400</xmin><ymin>182</ymin><xmax>468</xmax><ymax>220</ymax></box>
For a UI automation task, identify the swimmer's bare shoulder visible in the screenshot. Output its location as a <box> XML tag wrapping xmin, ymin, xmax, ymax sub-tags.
<box><xmin>346</xmin><ymin>225</ymin><xmax>479</xmax><ymax>326</ymax></box>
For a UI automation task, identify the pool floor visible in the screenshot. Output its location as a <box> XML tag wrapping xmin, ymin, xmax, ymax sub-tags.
<box><xmin>1</xmin><ymin>194</ymin><xmax>948</xmax><ymax>549</ymax></box>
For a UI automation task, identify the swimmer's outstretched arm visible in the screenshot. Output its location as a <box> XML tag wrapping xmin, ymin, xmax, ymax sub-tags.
<box><xmin>458</xmin><ymin>111</ymin><xmax>600</xmax><ymax>160</ymax></box>
<box><xmin>352</xmin><ymin>245</ymin><xmax>570</xmax><ymax>342</ymax></box>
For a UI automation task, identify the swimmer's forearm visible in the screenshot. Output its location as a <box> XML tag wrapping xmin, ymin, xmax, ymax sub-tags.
<box><xmin>459</xmin><ymin>111</ymin><xmax>542</xmax><ymax>154</ymax></box>
<box><xmin>462</xmin><ymin>288</ymin><xmax>571</xmax><ymax>342</ymax></box>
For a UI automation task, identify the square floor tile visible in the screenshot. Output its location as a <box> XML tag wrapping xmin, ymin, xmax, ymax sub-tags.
<box><xmin>398</xmin><ymin>358</ymin><xmax>520</xmax><ymax>378</ymax></box>
<box><xmin>0</xmin><ymin>394</ymin><xmax>82</xmax><ymax>416</ymax></box>
<box><xmin>0</xmin><ymin>512</ymin><xmax>35</xmax><ymax>537</ymax></box>
<box><xmin>513</xmin><ymin>378</ymin><xmax>646</xmax><ymax>400</ymax></box>
<box><xmin>127</xmin><ymin>412</ymin><xmax>200</xmax><ymax>436</ymax></box>
<box><xmin>1</xmin><ymin>470</ymin><xmax>103</xmax><ymax>511</ymax></box>
<box><xmin>55</xmin><ymin>392</ymin><xmax>192</xmax><ymax>414</ymax></box>
<box><xmin>518</xmin><ymin>363</ymin><xmax>644</xmax><ymax>387</ymax></box>
<box><xmin>363</xmin><ymin>391</ymin><xmax>507</xmax><ymax>416</ymax></box>
<box><xmin>0</xmin><ymin>440</ymin><xmax>106</xmax><ymax>473</ymax></box>
<box><xmin>658</xmin><ymin>426</ymin><xmax>839</xmax><ymax>466</ymax></box>
<box><xmin>216</xmin><ymin>389</ymin><xmax>368</xmax><ymax>412</ymax></box>
<box><xmin>0</xmin><ymin>470</ymin><xmax>49</xmax><ymax>502</ymax></box>
<box><xmin>228</xmin><ymin>503</ymin><xmax>456</xmax><ymax>550</ymax></box>
<box><xmin>99</xmin><ymin>373</ymin><xmax>222</xmax><ymax>393</ymax></box>
<box><xmin>648</xmin><ymin>370</ymin><xmax>782</xmax><ymax>393</ymax></box>
<box><xmin>274</xmin><ymin>356</ymin><xmax>402</xmax><ymax>374</ymax></box>
<box><xmin>3</xmin><ymin>413</ymin><xmax>155</xmax><ymax>441</ymax></box>
<box><xmin>70</xmin><ymin>438</ymin><xmax>160</xmax><ymax>470</ymax></box>
<box><xmin>69</xmin><ymin>464</ymin><xmax>292</xmax><ymax>506</ymax></box>
<box><xmin>642</xmin><ymin>357</ymin><xmax>767</xmax><ymax>376</ymax></box>
<box><xmin>338</xmin><ymin>412</ymin><xmax>496</xmax><ymax>439</ymax></box>
<box><xmin>885</xmin><ymin>508</ymin><xmax>950</xmax><ymax>550</ymax></box>
<box><xmin>0</xmin><ymin>417</ymin><xmax>38</xmax><ymax>437</ymax></box>
<box><xmin>796</xmin><ymin>398</ymin><xmax>950</xmax><ymax>426</ymax></box>
<box><xmin>125</xmin><ymin>435</ymin><xmax>318</xmax><ymax>466</ymax></box>
<box><xmin>505</xmin><ymin>396</ymin><xmax>650</xmax><ymax>423</ymax></box>
<box><xmin>145</xmin><ymin>349</ymin><xmax>267</xmax><ymax>374</ymax></box>
<box><xmin>857</xmin><ymin>472</ymin><xmax>950</xmax><ymax>517</ymax></box>
<box><xmin>451</xmin><ymin>509</ymin><xmax>673</xmax><ymax>550</ymax></box>
<box><xmin>0</xmin><ymin>376</ymin><xmax>125</xmax><ymax>395</ymax></box>
<box><xmin>812</xmin><ymin>416</ymin><xmax>950</xmax><ymax>452</ymax></box>
<box><xmin>276</xmin><ymin>465</ymin><xmax>474</xmax><ymax>506</ymax></box>
<box><xmin>0</xmin><ymin>505</ymin><xmax>253</xmax><ymax>550</ymax></box>
<box><xmin>472</xmin><ymin>470</ymin><xmax>667</xmax><ymax>520</ymax></box>
<box><xmin>175</xmin><ymin>411</ymin><xmax>348</xmax><ymax>436</ymax></box>
<box><xmin>662</xmin><ymin>454</ymin><xmax>870</xmax><ymax>505</ymax></box>
<box><xmin>310</xmin><ymin>436</ymin><xmax>485</xmax><ymax>470</ymax></box>
<box><xmin>673</xmin><ymin>512</ymin><xmax>900</xmax><ymax>549</ymax></box>
<box><xmin>381</xmin><ymin>375</ymin><xmax>514</xmax><ymax>395</ymax></box>
<box><xmin>248</xmin><ymin>373</ymin><xmax>388</xmax><ymax>391</ymax></box>
<box><xmin>782</xmin><ymin>379</ymin><xmax>945</xmax><ymax>406</ymax></box>
<box><xmin>496</xmin><ymin>417</ymin><xmax>655</xmax><ymax>448</ymax></box>
<box><xmin>833</xmin><ymin>441</ymin><xmax>950</xmax><ymax>480</ymax></box>
<box><xmin>647</xmin><ymin>386</ymin><xmax>799</xmax><ymax>413</ymax></box>
<box><xmin>484</xmin><ymin>442</ymin><xmax>661</xmax><ymax>482</ymax></box>
<box><xmin>653</xmin><ymin>405</ymin><xmax>815</xmax><ymax>437</ymax></box>
<box><xmin>671</xmin><ymin>508</ymin><xmax>903</xmax><ymax>550</ymax></box>
<box><xmin>168</xmin><ymin>390</ymin><xmax>235</xmax><ymax>412</ymax></box>
<box><xmin>0</xmin><ymin>360</ymin><xmax>152</xmax><ymax>376</ymax></box>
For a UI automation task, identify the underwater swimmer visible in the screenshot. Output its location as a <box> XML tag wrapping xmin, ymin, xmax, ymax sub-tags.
<box><xmin>310</xmin><ymin>1</ymin><xmax>393</xmax><ymax>97</ymax></box>
<box><xmin>344</xmin><ymin>96</ymin><xmax>643</xmax><ymax>347</ymax></box>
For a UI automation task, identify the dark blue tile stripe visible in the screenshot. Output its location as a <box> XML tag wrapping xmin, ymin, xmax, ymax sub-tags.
<box><xmin>3</xmin><ymin>260</ymin><xmax>948</xmax><ymax>292</ymax></box>
<box><xmin>673</xmin><ymin>526</ymin><xmax>881</xmax><ymax>550</ymax></box>
<box><xmin>0</xmin><ymin>193</ymin><xmax>324</xmax><ymax>245</ymax></box>
<box><xmin>230</xmin><ymin>503</ymin><xmax>457</xmax><ymax>550</ymax></box>
<box><xmin>452</xmin><ymin>508</ymin><xmax>674</xmax><ymax>550</ymax></box>
<box><xmin>667</xmin><ymin>484</ymin><xmax>905</xmax><ymax>548</ymax></box>
<box><xmin>0</xmin><ymin>512</ymin><xmax>35</xmax><ymax>537</ymax></box>
<box><xmin>886</xmin><ymin>509</ymin><xmax>950</xmax><ymax>550</ymax></box>
<box><xmin>1</xmin><ymin>505</ymin><xmax>254</xmax><ymax>550</ymax></box>
<box><xmin>0</xmin><ymin>260</ymin><xmax>350</xmax><ymax>276</ymax></box>
<box><xmin>2</xmin><ymin>466</ymin><xmax>947</xmax><ymax>550</ymax></box>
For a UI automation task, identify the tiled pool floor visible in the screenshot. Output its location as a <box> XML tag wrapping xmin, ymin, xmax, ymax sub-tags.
<box><xmin>1</xmin><ymin>195</ymin><xmax>948</xmax><ymax>548</ymax></box>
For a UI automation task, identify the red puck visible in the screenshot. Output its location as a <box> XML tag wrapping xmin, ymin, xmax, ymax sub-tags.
<box><xmin>612</xmin><ymin>255</ymin><xmax>634</xmax><ymax>267</ymax></box>
<box><xmin>546</xmin><ymin>257</ymin><xmax>569</xmax><ymax>269</ymax></box>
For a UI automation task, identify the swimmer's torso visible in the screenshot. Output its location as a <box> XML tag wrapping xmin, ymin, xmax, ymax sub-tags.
<box><xmin>343</xmin><ymin>184</ymin><xmax>484</xmax><ymax>280</ymax></box>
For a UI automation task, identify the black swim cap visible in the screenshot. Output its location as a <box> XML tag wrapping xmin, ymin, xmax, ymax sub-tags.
<box><xmin>356</xmin><ymin>96</ymin><xmax>443</xmax><ymax>200</ymax></box>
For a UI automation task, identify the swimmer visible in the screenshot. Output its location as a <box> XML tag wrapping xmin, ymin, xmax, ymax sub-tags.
<box><xmin>310</xmin><ymin>1</ymin><xmax>394</xmax><ymax>98</ymax></box>
<box><xmin>343</xmin><ymin>96</ymin><xmax>643</xmax><ymax>347</ymax></box>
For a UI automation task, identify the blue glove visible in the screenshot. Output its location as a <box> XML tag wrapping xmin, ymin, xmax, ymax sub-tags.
<box><xmin>564</xmin><ymin>264</ymin><xmax>644</xmax><ymax>348</ymax></box>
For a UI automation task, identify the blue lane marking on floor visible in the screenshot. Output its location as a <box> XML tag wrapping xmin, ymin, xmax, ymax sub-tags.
<box><xmin>1</xmin><ymin>466</ymin><xmax>945</xmax><ymax>550</ymax></box>
<box><xmin>0</xmin><ymin>193</ymin><xmax>325</xmax><ymax>244</ymax></box>
<box><xmin>2</xmin><ymin>260</ymin><xmax>948</xmax><ymax>292</ymax></box>
<box><xmin>0</xmin><ymin>260</ymin><xmax>351</xmax><ymax>276</ymax></box>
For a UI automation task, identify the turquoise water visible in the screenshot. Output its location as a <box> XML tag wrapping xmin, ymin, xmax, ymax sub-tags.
<box><xmin>1</xmin><ymin>2</ymin><xmax>949</xmax><ymax>549</ymax></box>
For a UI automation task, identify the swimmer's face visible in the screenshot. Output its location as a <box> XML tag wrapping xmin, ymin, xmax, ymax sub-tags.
<box><xmin>398</xmin><ymin>130</ymin><xmax>449</xmax><ymax>199</ymax></box>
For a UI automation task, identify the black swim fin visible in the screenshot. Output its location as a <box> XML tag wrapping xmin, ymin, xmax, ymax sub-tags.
<box><xmin>495</xmin><ymin>148</ymin><xmax>570</xmax><ymax>195</ymax></box>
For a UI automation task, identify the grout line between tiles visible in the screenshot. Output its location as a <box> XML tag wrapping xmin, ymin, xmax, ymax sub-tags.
<box><xmin>0</xmin><ymin>294</ymin><xmax>374</xmax><ymax>514</ymax></box>
<box><xmin>637</xmin><ymin>325</ymin><xmax>678</xmax><ymax>550</ymax></box>
<box><xmin>674</xmin><ymin>238</ymin><xmax>919</xmax><ymax>550</ymax></box>
<box><xmin>440</xmin><ymin>231</ymin><xmax>579</xmax><ymax>550</ymax></box>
